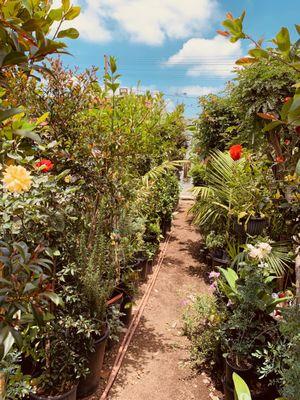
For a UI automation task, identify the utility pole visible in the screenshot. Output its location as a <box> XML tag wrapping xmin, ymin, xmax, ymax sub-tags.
<box><xmin>104</xmin><ymin>54</ymin><xmax>109</xmax><ymax>90</ymax></box>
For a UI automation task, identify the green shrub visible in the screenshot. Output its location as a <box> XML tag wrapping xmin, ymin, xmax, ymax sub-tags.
<box><xmin>183</xmin><ymin>294</ymin><xmax>225</xmax><ymax>368</ymax></box>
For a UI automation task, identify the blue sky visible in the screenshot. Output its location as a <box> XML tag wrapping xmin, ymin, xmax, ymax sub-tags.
<box><xmin>60</xmin><ymin>0</ymin><xmax>300</xmax><ymax>117</ymax></box>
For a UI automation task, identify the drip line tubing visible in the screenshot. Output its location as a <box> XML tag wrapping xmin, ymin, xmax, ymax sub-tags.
<box><xmin>100</xmin><ymin>230</ymin><xmax>172</xmax><ymax>400</ymax></box>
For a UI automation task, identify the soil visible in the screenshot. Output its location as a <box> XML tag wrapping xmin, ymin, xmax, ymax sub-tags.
<box><xmin>87</xmin><ymin>198</ymin><xmax>222</xmax><ymax>400</ymax></box>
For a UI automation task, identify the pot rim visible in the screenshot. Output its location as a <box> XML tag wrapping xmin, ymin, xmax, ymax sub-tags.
<box><xmin>94</xmin><ymin>324</ymin><xmax>110</xmax><ymax>345</ymax></box>
<box><xmin>30</xmin><ymin>385</ymin><xmax>77</xmax><ymax>400</ymax></box>
<box><xmin>225</xmin><ymin>356</ymin><xmax>253</xmax><ymax>372</ymax></box>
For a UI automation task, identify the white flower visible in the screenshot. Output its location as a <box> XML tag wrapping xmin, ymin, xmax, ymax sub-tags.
<box><xmin>258</xmin><ymin>242</ymin><xmax>272</xmax><ymax>255</ymax></box>
<box><xmin>247</xmin><ymin>242</ymin><xmax>272</xmax><ymax>260</ymax></box>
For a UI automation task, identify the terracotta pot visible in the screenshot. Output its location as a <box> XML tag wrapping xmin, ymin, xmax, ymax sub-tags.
<box><xmin>30</xmin><ymin>386</ymin><xmax>77</xmax><ymax>400</ymax></box>
<box><xmin>77</xmin><ymin>327</ymin><xmax>109</xmax><ymax>398</ymax></box>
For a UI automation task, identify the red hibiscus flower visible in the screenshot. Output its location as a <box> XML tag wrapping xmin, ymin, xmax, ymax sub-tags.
<box><xmin>229</xmin><ymin>144</ymin><xmax>243</xmax><ymax>161</ymax></box>
<box><xmin>35</xmin><ymin>159</ymin><xmax>54</xmax><ymax>172</ymax></box>
<box><xmin>276</xmin><ymin>156</ymin><xmax>285</xmax><ymax>163</ymax></box>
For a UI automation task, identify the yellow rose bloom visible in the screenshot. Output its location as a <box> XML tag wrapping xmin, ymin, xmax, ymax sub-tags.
<box><xmin>2</xmin><ymin>165</ymin><xmax>32</xmax><ymax>193</ymax></box>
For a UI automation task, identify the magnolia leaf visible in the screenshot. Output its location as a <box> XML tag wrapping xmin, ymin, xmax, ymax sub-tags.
<box><xmin>276</xmin><ymin>27</ymin><xmax>291</xmax><ymax>52</ymax></box>
<box><xmin>248</xmin><ymin>48</ymin><xmax>269</xmax><ymax>59</ymax></box>
<box><xmin>64</xmin><ymin>6</ymin><xmax>81</xmax><ymax>20</ymax></box>
<box><xmin>217</xmin><ymin>30</ymin><xmax>230</xmax><ymax>37</ymax></box>
<box><xmin>57</xmin><ymin>28</ymin><xmax>79</xmax><ymax>39</ymax></box>
<box><xmin>48</xmin><ymin>8</ymin><xmax>63</xmax><ymax>21</ymax></box>
<box><xmin>62</xmin><ymin>0</ymin><xmax>70</xmax><ymax>11</ymax></box>
<box><xmin>236</xmin><ymin>57</ymin><xmax>258</xmax><ymax>65</ymax></box>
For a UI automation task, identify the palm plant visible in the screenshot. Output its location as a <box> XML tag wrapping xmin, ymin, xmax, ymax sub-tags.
<box><xmin>191</xmin><ymin>150</ymin><xmax>274</xmax><ymax>235</ymax></box>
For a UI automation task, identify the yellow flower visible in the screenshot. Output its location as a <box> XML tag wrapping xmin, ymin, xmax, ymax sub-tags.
<box><xmin>2</xmin><ymin>165</ymin><xmax>32</xmax><ymax>193</ymax></box>
<box><xmin>64</xmin><ymin>175</ymin><xmax>71</xmax><ymax>183</ymax></box>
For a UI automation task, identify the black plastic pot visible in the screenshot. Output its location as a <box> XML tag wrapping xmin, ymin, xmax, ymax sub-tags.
<box><xmin>131</xmin><ymin>256</ymin><xmax>148</xmax><ymax>282</ymax></box>
<box><xmin>246</xmin><ymin>217</ymin><xmax>268</xmax><ymax>236</ymax></box>
<box><xmin>224</xmin><ymin>357</ymin><xmax>253</xmax><ymax>400</ymax></box>
<box><xmin>77</xmin><ymin>327</ymin><xmax>109</xmax><ymax>398</ymax></box>
<box><xmin>223</xmin><ymin>377</ymin><xmax>277</xmax><ymax>400</ymax></box>
<box><xmin>30</xmin><ymin>386</ymin><xmax>77</xmax><ymax>400</ymax></box>
<box><xmin>211</xmin><ymin>255</ymin><xmax>230</xmax><ymax>269</ymax></box>
<box><xmin>120</xmin><ymin>292</ymin><xmax>133</xmax><ymax>326</ymax></box>
<box><xmin>234</xmin><ymin>217</ymin><xmax>268</xmax><ymax>239</ymax></box>
<box><xmin>161</xmin><ymin>218</ymin><xmax>172</xmax><ymax>237</ymax></box>
<box><xmin>147</xmin><ymin>259</ymin><xmax>153</xmax><ymax>275</ymax></box>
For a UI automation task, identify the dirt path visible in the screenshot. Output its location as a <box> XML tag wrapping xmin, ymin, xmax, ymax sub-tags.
<box><xmin>104</xmin><ymin>199</ymin><xmax>221</xmax><ymax>400</ymax></box>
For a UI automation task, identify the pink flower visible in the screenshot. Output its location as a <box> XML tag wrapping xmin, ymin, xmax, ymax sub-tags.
<box><xmin>209</xmin><ymin>271</ymin><xmax>220</xmax><ymax>280</ymax></box>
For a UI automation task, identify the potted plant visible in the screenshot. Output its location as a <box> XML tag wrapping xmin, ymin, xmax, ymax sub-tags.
<box><xmin>28</xmin><ymin>317</ymin><xmax>87</xmax><ymax>400</ymax></box>
<box><xmin>205</xmin><ymin>231</ymin><xmax>229</xmax><ymax>266</ymax></box>
<box><xmin>189</xmin><ymin>161</ymin><xmax>207</xmax><ymax>186</ymax></box>
<box><xmin>218</xmin><ymin>264</ymin><xmax>290</xmax><ymax>400</ymax></box>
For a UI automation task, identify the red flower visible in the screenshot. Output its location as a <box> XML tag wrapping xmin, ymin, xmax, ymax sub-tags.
<box><xmin>35</xmin><ymin>159</ymin><xmax>54</xmax><ymax>172</ymax></box>
<box><xmin>229</xmin><ymin>144</ymin><xmax>243</xmax><ymax>161</ymax></box>
<box><xmin>276</xmin><ymin>156</ymin><xmax>285</xmax><ymax>163</ymax></box>
<box><xmin>295</xmin><ymin>126</ymin><xmax>300</xmax><ymax>135</ymax></box>
<box><xmin>284</xmin><ymin>139</ymin><xmax>291</xmax><ymax>145</ymax></box>
<box><xmin>284</xmin><ymin>96</ymin><xmax>292</xmax><ymax>103</ymax></box>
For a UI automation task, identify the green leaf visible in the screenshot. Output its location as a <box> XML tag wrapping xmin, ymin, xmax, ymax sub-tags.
<box><xmin>219</xmin><ymin>267</ymin><xmax>239</xmax><ymax>293</ymax></box>
<box><xmin>48</xmin><ymin>8</ymin><xmax>63</xmax><ymax>21</ymax></box>
<box><xmin>248</xmin><ymin>48</ymin><xmax>269</xmax><ymax>59</ymax></box>
<box><xmin>36</xmin><ymin>112</ymin><xmax>49</xmax><ymax>125</ymax></box>
<box><xmin>295</xmin><ymin>24</ymin><xmax>300</xmax><ymax>35</ymax></box>
<box><xmin>2</xmin><ymin>51</ymin><xmax>28</xmax><ymax>67</ymax></box>
<box><xmin>57</xmin><ymin>28</ymin><xmax>79</xmax><ymax>39</ymax></box>
<box><xmin>276</xmin><ymin>27</ymin><xmax>291</xmax><ymax>52</ymax></box>
<box><xmin>62</xmin><ymin>0</ymin><xmax>70</xmax><ymax>11</ymax></box>
<box><xmin>14</xmin><ymin>129</ymin><xmax>41</xmax><ymax>143</ymax></box>
<box><xmin>110</xmin><ymin>56</ymin><xmax>117</xmax><ymax>73</ymax></box>
<box><xmin>233</xmin><ymin>373</ymin><xmax>252</xmax><ymax>400</ymax></box>
<box><xmin>42</xmin><ymin>291</ymin><xmax>63</xmax><ymax>306</ymax></box>
<box><xmin>296</xmin><ymin>159</ymin><xmax>300</xmax><ymax>177</ymax></box>
<box><xmin>262</xmin><ymin>120</ymin><xmax>285</xmax><ymax>132</ymax></box>
<box><xmin>0</xmin><ymin>108</ymin><xmax>22</xmax><ymax>122</ymax></box>
<box><xmin>64</xmin><ymin>6</ymin><xmax>81</xmax><ymax>20</ymax></box>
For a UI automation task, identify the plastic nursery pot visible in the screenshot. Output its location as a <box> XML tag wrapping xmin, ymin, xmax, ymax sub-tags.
<box><xmin>120</xmin><ymin>292</ymin><xmax>133</xmax><ymax>326</ymax></box>
<box><xmin>77</xmin><ymin>326</ymin><xmax>110</xmax><ymax>398</ymax></box>
<box><xmin>211</xmin><ymin>254</ymin><xmax>230</xmax><ymax>269</ymax></box>
<box><xmin>131</xmin><ymin>257</ymin><xmax>148</xmax><ymax>282</ymax></box>
<box><xmin>222</xmin><ymin>377</ymin><xmax>277</xmax><ymax>400</ymax></box>
<box><xmin>147</xmin><ymin>259</ymin><xmax>153</xmax><ymax>275</ymax></box>
<box><xmin>225</xmin><ymin>357</ymin><xmax>253</xmax><ymax>388</ymax></box>
<box><xmin>29</xmin><ymin>386</ymin><xmax>77</xmax><ymax>400</ymax></box>
<box><xmin>245</xmin><ymin>217</ymin><xmax>268</xmax><ymax>236</ymax></box>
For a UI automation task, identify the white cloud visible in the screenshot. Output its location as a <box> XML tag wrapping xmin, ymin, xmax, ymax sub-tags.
<box><xmin>60</xmin><ymin>0</ymin><xmax>219</xmax><ymax>45</ymax></box>
<box><xmin>165</xmin><ymin>98</ymin><xmax>176</xmax><ymax>112</ymax></box>
<box><xmin>169</xmin><ymin>85</ymin><xmax>222</xmax><ymax>97</ymax></box>
<box><xmin>166</xmin><ymin>35</ymin><xmax>242</xmax><ymax>77</ymax></box>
